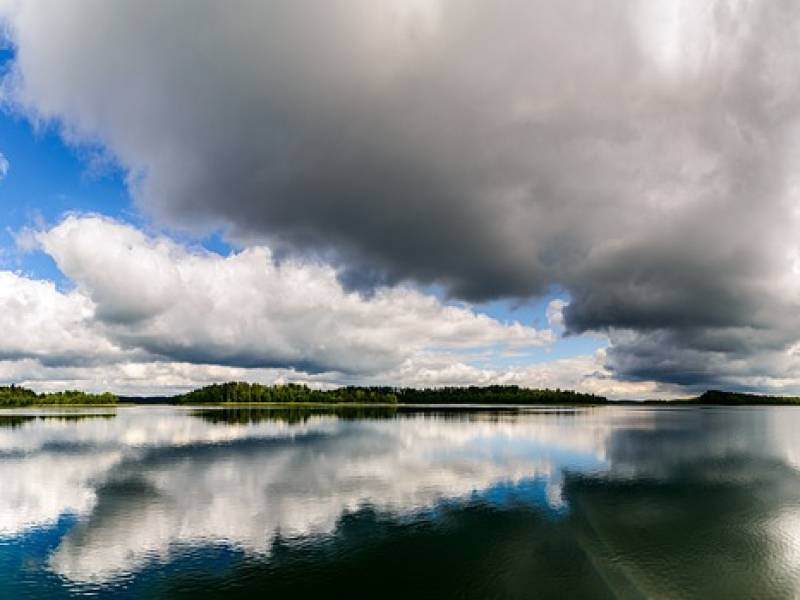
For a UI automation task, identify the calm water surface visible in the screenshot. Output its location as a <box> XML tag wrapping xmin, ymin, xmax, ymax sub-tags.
<box><xmin>2</xmin><ymin>405</ymin><xmax>800</xmax><ymax>599</ymax></box>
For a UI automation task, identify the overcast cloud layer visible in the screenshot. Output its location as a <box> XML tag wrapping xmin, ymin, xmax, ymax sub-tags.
<box><xmin>2</xmin><ymin>1</ymin><xmax>800</xmax><ymax>391</ymax></box>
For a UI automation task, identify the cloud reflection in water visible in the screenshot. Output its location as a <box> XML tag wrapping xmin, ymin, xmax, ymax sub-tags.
<box><xmin>1</xmin><ymin>406</ymin><xmax>800</xmax><ymax>597</ymax></box>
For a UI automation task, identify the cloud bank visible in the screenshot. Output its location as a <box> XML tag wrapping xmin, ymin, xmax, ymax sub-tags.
<box><xmin>2</xmin><ymin>1</ymin><xmax>800</xmax><ymax>389</ymax></box>
<box><xmin>8</xmin><ymin>216</ymin><xmax>650</xmax><ymax>395</ymax></box>
<box><xmin>37</xmin><ymin>216</ymin><xmax>557</xmax><ymax>375</ymax></box>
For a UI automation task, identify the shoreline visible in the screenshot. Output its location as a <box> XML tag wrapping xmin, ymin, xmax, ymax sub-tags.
<box><xmin>4</xmin><ymin>400</ymin><xmax>800</xmax><ymax>409</ymax></box>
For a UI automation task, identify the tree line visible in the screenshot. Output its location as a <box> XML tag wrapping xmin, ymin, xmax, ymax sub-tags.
<box><xmin>0</xmin><ymin>384</ymin><xmax>118</xmax><ymax>407</ymax></box>
<box><xmin>394</xmin><ymin>385</ymin><xmax>606</xmax><ymax>404</ymax></box>
<box><xmin>174</xmin><ymin>382</ymin><xmax>607</xmax><ymax>405</ymax></box>
<box><xmin>680</xmin><ymin>390</ymin><xmax>800</xmax><ymax>406</ymax></box>
<box><xmin>176</xmin><ymin>382</ymin><xmax>399</xmax><ymax>404</ymax></box>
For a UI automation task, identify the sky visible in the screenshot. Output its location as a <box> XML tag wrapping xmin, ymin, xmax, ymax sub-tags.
<box><xmin>0</xmin><ymin>1</ymin><xmax>799</xmax><ymax>398</ymax></box>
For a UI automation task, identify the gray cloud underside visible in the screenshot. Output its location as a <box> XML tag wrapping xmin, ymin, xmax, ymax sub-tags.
<box><xmin>3</xmin><ymin>1</ymin><xmax>800</xmax><ymax>388</ymax></box>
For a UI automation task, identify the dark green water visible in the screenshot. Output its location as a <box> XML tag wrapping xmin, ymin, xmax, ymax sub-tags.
<box><xmin>2</xmin><ymin>405</ymin><xmax>800</xmax><ymax>599</ymax></box>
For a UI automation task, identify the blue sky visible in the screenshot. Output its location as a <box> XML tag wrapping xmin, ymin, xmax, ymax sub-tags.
<box><xmin>0</xmin><ymin>112</ymin><xmax>124</xmax><ymax>280</ymax></box>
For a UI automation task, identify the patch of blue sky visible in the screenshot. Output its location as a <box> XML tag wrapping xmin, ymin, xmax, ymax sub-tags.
<box><xmin>419</xmin><ymin>283</ymin><xmax>607</xmax><ymax>365</ymax></box>
<box><xmin>474</xmin><ymin>336</ymin><xmax>606</xmax><ymax>369</ymax></box>
<box><xmin>473</xmin><ymin>290</ymin><xmax>563</xmax><ymax>330</ymax></box>
<box><xmin>0</xmin><ymin>107</ymin><xmax>235</xmax><ymax>287</ymax></box>
<box><xmin>464</xmin><ymin>291</ymin><xmax>607</xmax><ymax>364</ymax></box>
<box><xmin>0</xmin><ymin>100</ymin><xmax>126</xmax><ymax>282</ymax></box>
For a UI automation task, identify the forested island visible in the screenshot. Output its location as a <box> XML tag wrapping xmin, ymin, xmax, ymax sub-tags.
<box><xmin>173</xmin><ymin>382</ymin><xmax>606</xmax><ymax>405</ymax></box>
<box><xmin>0</xmin><ymin>385</ymin><xmax>118</xmax><ymax>407</ymax></box>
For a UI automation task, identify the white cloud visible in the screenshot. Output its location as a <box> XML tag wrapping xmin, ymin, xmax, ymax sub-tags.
<box><xmin>546</xmin><ymin>299</ymin><xmax>566</xmax><ymax>329</ymax></box>
<box><xmin>0</xmin><ymin>351</ymin><xmax>678</xmax><ymax>400</ymax></box>
<box><xmin>39</xmin><ymin>217</ymin><xmax>183</xmax><ymax>324</ymax></box>
<box><xmin>0</xmin><ymin>270</ymin><xmax>124</xmax><ymax>365</ymax></box>
<box><xmin>0</xmin><ymin>215</ymin><xmax>627</xmax><ymax>394</ymax></box>
<box><xmin>33</xmin><ymin>215</ymin><xmax>552</xmax><ymax>376</ymax></box>
<box><xmin>0</xmin><ymin>152</ymin><xmax>8</xmax><ymax>180</ymax></box>
<box><xmin>0</xmin><ymin>358</ymin><xmax>336</xmax><ymax>396</ymax></box>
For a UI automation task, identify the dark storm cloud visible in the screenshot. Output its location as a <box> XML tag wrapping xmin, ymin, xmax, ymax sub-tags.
<box><xmin>3</xmin><ymin>0</ymin><xmax>800</xmax><ymax>388</ymax></box>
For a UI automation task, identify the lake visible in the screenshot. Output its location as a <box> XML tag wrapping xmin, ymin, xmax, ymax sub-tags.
<box><xmin>2</xmin><ymin>404</ymin><xmax>800</xmax><ymax>599</ymax></box>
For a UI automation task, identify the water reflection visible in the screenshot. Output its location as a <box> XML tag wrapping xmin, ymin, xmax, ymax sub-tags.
<box><xmin>193</xmin><ymin>405</ymin><xmax>399</xmax><ymax>425</ymax></box>
<box><xmin>1</xmin><ymin>406</ymin><xmax>800</xmax><ymax>598</ymax></box>
<box><xmin>0</xmin><ymin>412</ymin><xmax>116</xmax><ymax>429</ymax></box>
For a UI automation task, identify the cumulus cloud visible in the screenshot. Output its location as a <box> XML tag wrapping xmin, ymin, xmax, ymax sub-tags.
<box><xmin>34</xmin><ymin>215</ymin><xmax>552</xmax><ymax>375</ymax></box>
<box><xmin>0</xmin><ymin>270</ymin><xmax>124</xmax><ymax>366</ymax></box>
<box><xmin>3</xmin><ymin>1</ymin><xmax>800</xmax><ymax>388</ymax></box>
<box><xmin>0</xmin><ymin>215</ymin><xmax>621</xmax><ymax>394</ymax></box>
<box><xmin>0</xmin><ymin>351</ymin><xmax>674</xmax><ymax>400</ymax></box>
<box><xmin>0</xmin><ymin>358</ymin><xmax>312</xmax><ymax>396</ymax></box>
